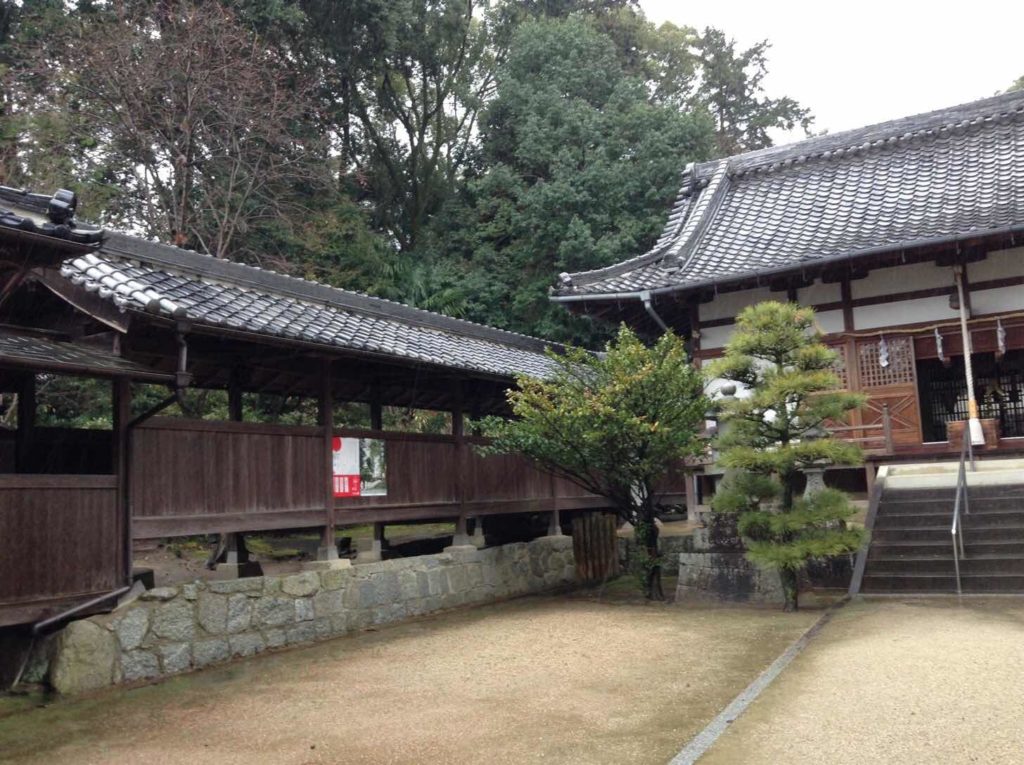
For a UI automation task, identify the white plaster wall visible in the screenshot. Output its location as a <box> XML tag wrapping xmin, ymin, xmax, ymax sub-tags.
<box><xmin>968</xmin><ymin>246</ymin><xmax>1024</xmax><ymax>283</ymax></box>
<box><xmin>814</xmin><ymin>309</ymin><xmax>845</xmax><ymax>335</ymax></box>
<box><xmin>851</xmin><ymin>261</ymin><xmax>955</xmax><ymax>299</ymax></box>
<box><xmin>797</xmin><ymin>279</ymin><xmax>841</xmax><ymax>306</ymax></box>
<box><xmin>853</xmin><ymin>296</ymin><xmax>957</xmax><ymax>330</ymax></box>
<box><xmin>699</xmin><ymin>287</ymin><xmax>775</xmax><ymax>322</ymax></box>
<box><xmin>971</xmin><ymin>285</ymin><xmax>1024</xmax><ymax>316</ymax></box>
<box><xmin>700</xmin><ymin>324</ymin><xmax>734</xmax><ymax>350</ymax></box>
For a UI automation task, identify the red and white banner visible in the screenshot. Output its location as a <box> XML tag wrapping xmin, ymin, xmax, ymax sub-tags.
<box><xmin>332</xmin><ymin>436</ymin><xmax>361</xmax><ymax>497</ymax></box>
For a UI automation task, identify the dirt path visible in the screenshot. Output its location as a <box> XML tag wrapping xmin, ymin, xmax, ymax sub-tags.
<box><xmin>0</xmin><ymin>595</ymin><xmax>815</xmax><ymax>765</ymax></box>
<box><xmin>700</xmin><ymin>597</ymin><xmax>1024</xmax><ymax>764</ymax></box>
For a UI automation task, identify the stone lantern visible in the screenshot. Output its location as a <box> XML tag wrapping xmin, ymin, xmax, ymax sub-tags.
<box><xmin>801</xmin><ymin>423</ymin><xmax>830</xmax><ymax>499</ymax></box>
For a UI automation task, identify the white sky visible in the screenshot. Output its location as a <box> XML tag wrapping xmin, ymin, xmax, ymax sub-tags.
<box><xmin>640</xmin><ymin>0</ymin><xmax>1024</xmax><ymax>145</ymax></box>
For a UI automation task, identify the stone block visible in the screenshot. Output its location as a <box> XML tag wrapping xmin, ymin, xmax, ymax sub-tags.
<box><xmin>329</xmin><ymin>614</ymin><xmax>348</xmax><ymax>636</ymax></box>
<box><xmin>373</xmin><ymin>572</ymin><xmax>401</xmax><ymax>602</ymax></box>
<box><xmin>159</xmin><ymin>643</ymin><xmax>191</xmax><ymax>674</ymax></box>
<box><xmin>193</xmin><ymin>639</ymin><xmax>229</xmax><ymax>668</ymax></box>
<box><xmin>314</xmin><ymin>618</ymin><xmax>332</xmax><ymax>640</ymax></box>
<box><xmin>286</xmin><ymin>622</ymin><xmax>316</xmax><ymax>645</ymax></box>
<box><xmin>181</xmin><ymin>583</ymin><xmax>199</xmax><ymax>601</ymax></box>
<box><xmin>398</xmin><ymin>570</ymin><xmax>419</xmax><ymax>601</ymax></box>
<box><xmin>295</xmin><ymin>598</ymin><xmax>315</xmax><ymax>622</ymax></box>
<box><xmin>265</xmin><ymin>629</ymin><xmax>287</xmax><ymax>649</ymax></box>
<box><xmin>226</xmin><ymin>594</ymin><xmax>252</xmax><ymax>633</ymax></box>
<box><xmin>282</xmin><ymin>571</ymin><xmax>320</xmax><ymax>597</ymax></box>
<box><xmin>255</xmin><ymin>597</ymin><xmax>295</xmax><ymax>627</ymax></box>
<box><xmin>446</xmin><ymin>567</ymin><xmax>469</xmax><ymax>594</ymax></box>
<box><xmin>115</xmin><ymin>607</ymin><xmax>150</xmax><ymax>651</ymax></box>
<box><xmin>197</xmin><ymin>592</ymin><xmax>228</xmax><ymax>635</ymax></box>
<box><xmin>313</xmin><ymin>589</ymin><xmax>344</xmax><ymax>618</ymax></box>
<box><xmin>152</xmin><ymin>599</ymin><xmax>196</xmax><ymax>642</ymax></box>
<box><xmin>229</xmin><ymin>632</ymin><xmax>266</xmax><ymax>658</ymax></box>
<box><xmin>210</xmin><ymin>577</ymin><xmax>264</xmax><ymax>595</ymax></box>
<box><xmin>320</xmin><ymin>567</ymin><xmax>352</xmax><ymax>591</ymax></box>
<box><xmin>466</xmin><ymin>563</ymin><xmax>484</xmax><ymax>589</ymax></box>
<box><xmin>122</xmin><ymin>650</ymin><xmax>160</xmax><ymax>682</ymax></box>
<box><xmin>140</xmin><ymin>587</ymin><xmax>178</xmax><ymax>602</ymax></box>
<box><xmin>357</xmin><ymin>579</ymin><xmax>380</xmax><ymax>608</ymax></box>
<box><xmin>50</xmin><ymin>620</ymin><xmax>118</xmax><ymax>695</ymax></box>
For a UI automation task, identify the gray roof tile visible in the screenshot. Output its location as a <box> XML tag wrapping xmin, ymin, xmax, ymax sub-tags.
<box><xmin>55</xmin><ymin>236</ymin><xmax>562</xmax><ymax>381</ymax></box>
<box><xmin>554</xmin><ymin>90</ymin><xmax>1024</xmax><ymax>299</ymax></box>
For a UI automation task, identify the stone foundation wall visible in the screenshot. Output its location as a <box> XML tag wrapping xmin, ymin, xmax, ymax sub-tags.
<box><xmin>675</xmin><ymin>551</ymin><xmax>783</xmax><ymax>604</ymax></box>
<box><xmin>44</xmin><ymin>537</ymin><xmax>575</xmax><ymax>695</ymax></box>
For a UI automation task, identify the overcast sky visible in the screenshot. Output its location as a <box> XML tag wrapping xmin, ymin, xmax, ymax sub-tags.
<box><xmin>640</xmin><ymin>0</ymin><xmax>1024</xmax><ymax>145</ymax></box>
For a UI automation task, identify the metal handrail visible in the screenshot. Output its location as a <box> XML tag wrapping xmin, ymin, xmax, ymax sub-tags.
<box><xmin>951</xmin><ymin>426</ymin><xmax>975</xmax><ymax>595</ymax></box>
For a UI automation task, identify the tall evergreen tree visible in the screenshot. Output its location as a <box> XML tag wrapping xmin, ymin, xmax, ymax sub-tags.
<box><xmin>708</xmin><ymin>302</ymin><xmax>867</xmax><ymax>611</ymax></box>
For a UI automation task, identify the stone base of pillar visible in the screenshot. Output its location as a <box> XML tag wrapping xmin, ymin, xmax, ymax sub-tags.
<box><xmin>547</xmin><ymin>509</ymin><xmax>568</xmax><ymax>537</ymax></box>
<box><xmin>304</xmin><ymin>558</ymin><xmax>353</xmax><ymax>571</ymax></box>
<box><xmin>470</xmin><ymin>519</ymin><xmax>486</xmax><ymax>549</ymax></box>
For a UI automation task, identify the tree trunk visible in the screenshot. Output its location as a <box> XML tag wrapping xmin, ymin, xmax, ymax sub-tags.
<box><xmin>635</xmin><ymin>516</ymin><xmax>664</xmax><ymax>601</ymax></box>
<box><xmin>780</xmin><ymin>568</ymin><xmax>799</xmax><ymax>612</ymax></box>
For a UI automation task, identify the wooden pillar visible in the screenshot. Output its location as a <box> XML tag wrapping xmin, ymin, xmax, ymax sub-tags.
<box><xmin>685</xmin><ymin>469</ymin><xmax>699</xmax><ymax>524</ymax></box>
<box><xmin>14</xmin><ymin>373</ymin><xmax>35</xmax><ymax>472</ymax></box>
<box><xmin>228</xmin><ymin>368</ymin><xmax>243</xmax><ymax>422</ymax></box>
<box><xmin>448</xmin><ymin>380</ymin><xmax>473</xmax><ymax>549</ymax></box>
<box><xmin>113</xmin><ymin>378</ymin><xmax>132</xmax><ymax>584</ymax></box>
<box><xmin>318</xmin><ymin>360</ymin><xmax>338</xmax><ymax>560</ymax></box>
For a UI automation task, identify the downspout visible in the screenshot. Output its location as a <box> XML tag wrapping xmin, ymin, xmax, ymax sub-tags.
<box><xmin>640</xmin><ymin>290</ymin><xmax>669</xmax><ymax>333</ymax></box>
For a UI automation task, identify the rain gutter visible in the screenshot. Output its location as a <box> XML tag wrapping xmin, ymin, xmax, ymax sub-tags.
<box><xmin>551</xmin><ymin>224</ymin><xmax>1024</xmax><ymax>306</ymax></box>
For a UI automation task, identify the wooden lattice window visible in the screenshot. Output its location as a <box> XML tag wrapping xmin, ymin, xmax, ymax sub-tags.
<box><xmin>857</xmin><ymin>337</ymin><xmax>915</xmax><ymax>387</ymax></box>
<box><xmin>829</xmin><ymin>344</ymin><xmax>849</xmax><ymax>389</ymax></box>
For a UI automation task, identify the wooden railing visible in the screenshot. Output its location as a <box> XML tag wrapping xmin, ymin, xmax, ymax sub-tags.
<box><xmin>828</xmin><ymin>403</ymin><xmax>895</xmax><ymax>454</ymax></box>
<box><xmin>128</xmin><ymin>418</ymin><xmax>692</xmax><ymax>537</ymax></box>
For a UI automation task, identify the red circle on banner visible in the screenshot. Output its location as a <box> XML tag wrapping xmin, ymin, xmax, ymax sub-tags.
<box><xmin>332</xmin><ymin>436</ymin><xmax>341</xmax><ymax>451</ymax></box>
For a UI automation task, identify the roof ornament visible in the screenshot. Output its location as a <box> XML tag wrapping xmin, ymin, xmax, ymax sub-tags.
<box><xmin>48</xmin><ymin>189</ymin><xmax>77</xmax><ymax>225</ymax></box>
<box><xmin>557</xmin><ymin>272</ymin><xmax>573</xmax><ymax>288</ymax></box>
<box><xmin>681</xmin><ymin>162</ymin><xmax>698</xmax><ymax>196</ymax></box>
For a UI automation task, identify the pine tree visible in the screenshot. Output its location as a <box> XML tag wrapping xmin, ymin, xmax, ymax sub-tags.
<box><xmin>708</xmin><ymin>302</ymin><xmax>867</xmax><ymax>611</ymax></box>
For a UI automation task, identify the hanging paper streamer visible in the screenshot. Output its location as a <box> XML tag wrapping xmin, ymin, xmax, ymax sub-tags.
<box><xmin>997</xmin><ymin>319</ymin><xmax>1007</xmax><ymax>358</ymax></box>
<box><xmin>934</xmin><ymin>328</ymin><xmax>946</xmax><ymax>363</ymax></box>
<box><xmin>878</xmin><ymin>336</ymin><xmax>890</xmax><ymax>369</ymax></box>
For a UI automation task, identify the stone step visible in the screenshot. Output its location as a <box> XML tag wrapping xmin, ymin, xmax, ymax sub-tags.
<box><xmin>862</xmin><ymin>572</ymin><xmax>1024</xmax><ymax>593</ymax></box>
<box><xmin>882</xmin><ymin>486</ymin><xmax>1024</xmax><ymax>502</ymax></box>
<box><xmin>879</xmin><ymin>496</ymin><xmax>1024</xmax><ymax>514</ymax></box>
<box><xmin>871</xmin><ymin>526</ymin><xmax>1024</xmax><ymax>544</ymax></box>
<box><xmin>869</xmin><ymin>539</ymin><xmax>1024</xmax><ymax>558</ymax></box>
<box><xmin>875</xmin><ymin>510</ymin><xmax>1024</xmax><ymax>529</ymax></box>
<box><xmin>865</xmin><ymin>555</ymin><xmax>1024</xmax><ymax>575</ymax></box>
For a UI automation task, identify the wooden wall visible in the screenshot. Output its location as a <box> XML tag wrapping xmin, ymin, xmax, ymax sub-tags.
<box><xmin>0</xmin><ymin>474</ymin><xmax>121</xmax><ymax>626</ymax></box>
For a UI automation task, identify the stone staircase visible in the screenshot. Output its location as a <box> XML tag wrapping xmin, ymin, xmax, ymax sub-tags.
<box><xmin>861</xmin><ymin>461</ymin><xmax>1024</xmax><ymax>594</ymax></box>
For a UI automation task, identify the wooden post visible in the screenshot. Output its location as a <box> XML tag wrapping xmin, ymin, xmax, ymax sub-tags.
<box><xmin>15</xmin><ymin>373</ymin><xmax>35</xmax><ymax>472</ymax></box>
<box><xmin>228</xmin><ymin>368</ymin><xmax>243</xmax><ymax>422</ymax></box>
<box><xmin>112</xmin><ymin>378</ymin><xmax>132</xmax><ymax>584</ymax></box>
<box><xmin>319</xmin><ymin>361</ymin><xmax>338</xmax><ymax>560</ymax></box>
<box><xmin>448</xmin><ymin>380</ymin><xmax>472</xmax><ymax>549</ymax></box>
<box><xmin>684</xmin><ymin>469</ymin><xmax>699</xmax><ymax>524</ymax></box>
<box><xmin>882</xmin><ymin>403</ymin><xmax>894</xmax><ymax>454</ymax></box>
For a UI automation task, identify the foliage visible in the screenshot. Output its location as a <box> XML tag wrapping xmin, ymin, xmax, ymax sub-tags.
<box><xmin>708</xmin><ymin>302</ymin><xmax>866</xmax><ymax>611</ymax></box>
<box><xmin>444</xmin><ymin>16</ymin><xmax>715</xmax><ymax>345</ymax></box>
<box><xmin>694</xmin><ymin>28</ymin><xmax>813</xmax><ymax>155</ymax></box>
<box><xmin>480</xmin><ymin>325</ymin><xmax>708</xmax><ymax>598</ymax></box>
<box><xmin>0</xmin><ymin>1</ymin><xmax>811</xmax><ymax>341</ymax></box>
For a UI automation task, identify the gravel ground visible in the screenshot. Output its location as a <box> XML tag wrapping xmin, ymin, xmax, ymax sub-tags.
<box><xmin>701</xmin><ymin>596</ymin><xmax>1024</xmax><ymax>764</ymax></box>
<box><xmin>0</xmin><ymin>594</ymin><xmax>815</xmax><ymax>765</ymax></box>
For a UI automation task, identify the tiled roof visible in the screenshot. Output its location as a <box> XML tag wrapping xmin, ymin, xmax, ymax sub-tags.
<box><xmin>553</xmin><ymin>90</ymin><xmax>1024</xmax><ymax>300</ymax></box>
<box><xmin>0</xmin><ymin>329</ymin><xmax>173</xmax><ymax>381</ymax></box>
<box><xmin>56</xmin><ymin>233</ymin><xmax>561</xmax><ymax>380</ymax></box>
